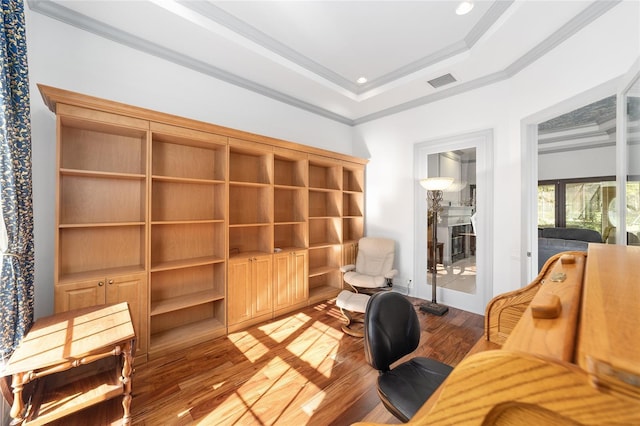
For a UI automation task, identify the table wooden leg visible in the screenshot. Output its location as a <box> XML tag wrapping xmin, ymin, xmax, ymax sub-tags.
<box><xmin>9</xmin><ymin>372</ymin><xmax>26</xmax><ymax>425</ymax></box>
<box><xmin>120</xmin><ymin>342</ymin><xmax>134</xmax><ymax>425</ymax></box>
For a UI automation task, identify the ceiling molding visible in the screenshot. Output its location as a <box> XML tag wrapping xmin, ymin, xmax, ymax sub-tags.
<box><xmin>28</xmin><ymin>0</ymin><xmax>353</xmax><ymax>125</ymax></box>
<box><xmin>464</xmin><ymin>0</ymin><xmax>514</xmax><ymax>47</ymax></box>
<box><xmin>175</xmin><ymin>0</ymin><xmax>360</xmax><ymax>94</ymax></box>
<box><xmin>29</xmin><ymin>0</ymin><xmax>622</xmax><ymax>127</ymax></box>
<box><xmin>353</xmin><ymin>70</ymin><xmax>509</xmax><ymax>125</ymax></box>
<box><xmin>177</xmin><ymin>0</ymin><xmax>514</xmax><ymax>96</ymax></box>
<box><xmin>355</xmin><ymin>0</ymin><xmax>621</xmax><ymax>125</ymax></box>
<box><xmin>504</xmin><ymin>0</ymin><xmax>620</xmax><ymax>76</ymax></box>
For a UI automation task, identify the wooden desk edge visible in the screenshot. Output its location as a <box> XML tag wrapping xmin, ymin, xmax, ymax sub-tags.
<box><xmin>414</xmin><ymin>338</ymin><xmax>500</xmax><ymax>417</ymax></box>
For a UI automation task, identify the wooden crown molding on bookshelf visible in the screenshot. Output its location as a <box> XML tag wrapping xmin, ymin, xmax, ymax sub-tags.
<box><xmin>38</xmin><ymin>84</ymin><xmax>368</xmax><ymax>165</ymax></box>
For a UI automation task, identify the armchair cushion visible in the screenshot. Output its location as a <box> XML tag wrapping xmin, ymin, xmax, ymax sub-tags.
<box><xmin>343</xmin><ymin>237</ymin><xmax>397</xmax><ymax>290</ymax></box>
<box><xmin>344</xmin><ymin>271</ymin><xmax>386</xmax><ymax>289</ymax></box>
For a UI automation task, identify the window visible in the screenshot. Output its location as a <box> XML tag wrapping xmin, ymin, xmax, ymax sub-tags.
<box><xmin>538</xmin><ymin>176</ymin><xmax>614</xmax><ymax>236</ymax></box>
<box><xmin>539</xmin><ymin>177</ymin><xmax>640</xmax><ymax>246</ymax></box>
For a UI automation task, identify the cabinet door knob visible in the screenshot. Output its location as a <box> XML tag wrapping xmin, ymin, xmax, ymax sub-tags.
<box><xmin>98</xmin><ymin>281</ymin><xmax>104</xmax><ymax>287</ymax></box>
<box><xmin>108</xmin><ymin>280</ymin><xmax>114</xmax><ymax>285</ymax></box>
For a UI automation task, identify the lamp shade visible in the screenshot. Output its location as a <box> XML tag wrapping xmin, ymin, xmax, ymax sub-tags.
<box><xmin>444</xmin><ymin>180</ymin><xmax>467</xmax><ymax>192</ymax></box>
<box><xmin>420</xmin><ymin>177</ymin><xmax>454</xmax><ymax>191</ymax></box>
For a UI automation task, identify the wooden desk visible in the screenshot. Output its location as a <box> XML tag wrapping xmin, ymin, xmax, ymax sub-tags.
<box><xmin>353</xmin><ymin>245</ymin><xmax>640</xmax><ymax>425</ymax></box>
<box><xmin>3</xmin><ymin>303</ymin><xmax>135</xmax><ymax>425</ymax></box>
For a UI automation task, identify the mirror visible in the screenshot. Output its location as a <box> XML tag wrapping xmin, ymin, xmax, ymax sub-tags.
<box><xmin>426</xmin><ymin>148</ymin><xmax>476</xmax><ymax>295</ymax></box>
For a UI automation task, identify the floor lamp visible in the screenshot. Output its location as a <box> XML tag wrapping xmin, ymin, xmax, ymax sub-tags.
<box><xmin>419</xmin><ymin>177</ymin><xmax>454</xmax><ymax>316</ymax></box>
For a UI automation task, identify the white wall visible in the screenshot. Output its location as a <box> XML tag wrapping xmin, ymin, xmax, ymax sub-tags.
<box><xmin>355</xmin><ymin>1</ymin><xmax>639</xmax><ymax>301</ymax></box>
<box><xmin>26</xmin><ymin>7</ymin><xmax>354</xmax><ymax>319</ymax></box>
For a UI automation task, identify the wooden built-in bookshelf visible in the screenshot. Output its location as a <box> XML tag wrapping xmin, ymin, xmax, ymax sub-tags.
<box><xmin>40</xmin><ymin>84</ymin><xmax>366</xmax><ymax>360</ymax></box>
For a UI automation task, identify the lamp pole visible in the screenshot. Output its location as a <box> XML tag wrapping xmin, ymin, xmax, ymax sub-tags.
<box><xmin>419</xmin><ymin>177</ymin><xmax>453</xmax><ymax>316</ymax></box>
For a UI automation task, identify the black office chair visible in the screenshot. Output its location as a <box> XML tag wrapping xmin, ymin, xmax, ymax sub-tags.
<box><xmin>363</xmin><ymin>291</ymin><xmax>453</xmax><ymax>422</ymax></box>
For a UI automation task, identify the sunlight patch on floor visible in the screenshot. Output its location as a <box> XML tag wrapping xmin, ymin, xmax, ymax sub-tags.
<box><xmin>230</xmin><ymin>331</ymin><xmax>270</xmax><ymax>363</ymax></box>
<box><xmin>195</xmin><ymin>355</ymin><xmax>322</xmax><ymax>425</ymax></box>
<box><xmin>286</xmin><ymin>321</ymin><xmax>340</xmax><ymax>376</ymax></box>
<box><xmin>301</xmin><ymin>390</ymin><xmax>326</xmax><ymax>417</ymax></box>
<box><xmin>258</xmin><ymin>312</ymin><xmax>312</xmax><ymax>343</ymax></box>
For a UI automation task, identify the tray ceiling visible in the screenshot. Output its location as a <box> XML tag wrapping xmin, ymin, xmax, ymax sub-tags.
<box><xmin>28</xmin><ymin>0</ymin><xmax>621</xmax><ymax>125</ymax></box>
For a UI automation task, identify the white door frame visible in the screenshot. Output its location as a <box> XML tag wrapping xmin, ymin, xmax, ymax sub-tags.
<box><xmin>521</xmin><ymin>58</ymin><xmax>640</xmax><ymax>283</ymax></box>
<box><xmin>413</xmin><ymin>129</ymin><xmax>493</xmax><ymax>315</ymax></box>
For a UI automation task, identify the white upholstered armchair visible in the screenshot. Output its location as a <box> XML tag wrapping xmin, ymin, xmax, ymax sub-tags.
<box><xmin>340</xmin><ymin>237</ymin><xmax>398</xmax><ymax>293</ymax></box>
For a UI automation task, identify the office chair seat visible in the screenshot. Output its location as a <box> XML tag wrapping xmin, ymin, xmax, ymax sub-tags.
<box><xmin>377</xmin><ymin>358</ymin><xmax>452</xmax><ymax>422</ymax></box>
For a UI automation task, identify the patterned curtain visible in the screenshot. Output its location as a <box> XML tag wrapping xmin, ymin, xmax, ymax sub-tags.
<box><xmin>0</xmin><ymin>0</ymin><xmax>33</xmax><ymax>360</ymax></box>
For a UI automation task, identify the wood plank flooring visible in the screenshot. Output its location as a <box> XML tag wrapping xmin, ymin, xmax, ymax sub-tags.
<box><xmin>57</xmin><ymin>294</ymin><xmax>485</xmax><ymax>426</ymax></box>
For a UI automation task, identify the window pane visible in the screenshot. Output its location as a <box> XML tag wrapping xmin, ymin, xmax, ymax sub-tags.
<box><xmin>537</xmin><ymin>184</ymin><xmax>555</xmax><ymax>227</ymax></box>
<box><xmin>565</xmin><ymin>182</ymin><xmax>608</xmax><ymax>234</ymax></box>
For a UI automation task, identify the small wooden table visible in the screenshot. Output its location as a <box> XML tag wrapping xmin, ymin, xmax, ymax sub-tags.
<box><xmin>3</xmin><ymin>303</ymin><xmax>135</xmax><ymax>425</ymax></box>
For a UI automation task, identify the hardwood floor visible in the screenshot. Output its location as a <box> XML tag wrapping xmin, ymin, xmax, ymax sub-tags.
<box><xmin>56</xmin><ymin>294</ymin><xmax>485</xmax><ymax>426</ymax></box>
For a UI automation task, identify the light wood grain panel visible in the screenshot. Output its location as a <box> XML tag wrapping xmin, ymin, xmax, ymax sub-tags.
<box><xmin>578</xmin><ymin>244</ymin><xmax>640</xmax><ymax>400</ymax></box>
<box><xmin>60</xmin><ymin>175</ymin><xmax>145</xmax><ymax>224</ymax></box>
<box><xmin>343</xmin><ymin>163</ymin><xmax>364</xmax><ymax>192</ymax></box>
<box><xmin>152</xmin><ymin>139</ymin><xmax>225</xmax><ymax>181</ymax></box>
<box><xmin>274</xmin><ymin>187</ymin><xmax>307</xmax><ymax>223</ymax></box>
<box><xmin>60</xmin><ymin>118</ymin><xmax>146</xmax><ymax>175</ymax></box>
<box><xmin>309</xmin><ymin>217</ymin><xmax>341</xmax><ymax>245</ymax></box>
<box><xmin>228</xmin><ymin>225</ymin><xmax>273</xmax><ymax>255</ymax></box>
<box><xmin>502</xmin><ymin>253</ymin><xmax>585</xmax><ymax>362</ymax></box>
<box><xmin>228</xmin><ymin>184</ymin><xmax>272</xmax><ymax>224</ymax></box>
<box><xmin>228</xmin><ymin>141</ymin><xmax>273</xmax><ymax>184</ymax></box>
<box><xmin>151</xmin><ymin>222</ymin><xmax>224</xmax><ymax>264</ymax></box>
<box><xmin>344</xmin><ymin>217</ymin><xmax>364</xmax><ymax>243</ymax></box>
<box><xmin>308</xmin><ymin>159</ymin><xmax>341</xmax><ymax>190</ymax></box>
<box><xmin>274</xmin><ymin>223</ymin><xmax>307</xmax><ymax>249</ymax></box>
<box><xmin>151</xmin><ymin>180</ymin><xmax>223</xmax><ymax>221</ymax></box>
<box><xmin>58</xmin><ymin>226</ymin><xmax>145</xmax><ymax>277</ymax></box>
<box><xmin>274</xmin><ymin>151</ymin><xmax>308</xmax><ymax>187</ymax></box>
<box><xmin>484</xmin><ymin>252</ymin><xmax>586</xmax><ymax>345</ymax></box>
<box><xmin>309</xmin><ymin>189</ymin><xmax>342</xmax><ymax>217</ymax></box>
<box><xmin>150</xmin><ymin>263</ymin><xmax>224</xmax><ymax>312</ymax></box>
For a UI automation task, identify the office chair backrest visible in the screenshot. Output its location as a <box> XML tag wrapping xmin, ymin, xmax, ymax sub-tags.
<box><xmin>364</xmin><ymin>291</ymin><xmax>421</xmax><ymax>372</ymax></box>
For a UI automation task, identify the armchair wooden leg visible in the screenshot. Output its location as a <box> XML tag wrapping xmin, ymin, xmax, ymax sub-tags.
<box><xmin>339</xmin><ymin>307</ymin><xmax>364</xmax><ymax>337</ymax></box>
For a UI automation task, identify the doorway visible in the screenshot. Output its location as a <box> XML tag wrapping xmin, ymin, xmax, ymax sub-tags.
<box><xmin>414</xmin><ymin>129</ymin><xmax>493</xmax><ymax>315</ymax></box>
<box><xmin>521</xmin><ymin>60</ymin><xmax>640</xmax><ymax>283</ymax></box>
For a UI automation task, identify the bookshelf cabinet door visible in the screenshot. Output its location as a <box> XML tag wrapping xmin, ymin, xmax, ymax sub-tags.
<box><xmin>252</xmin><ymin>255</ymin><xmax>273</xmax><ymax>318</ymax></box>
<box><xmin>55</xmin><ymin>279</ymin><xmax>107</xmax><ymax>313</ymax></box>
<box><xmin>105</xmin><ymin>273</ymin><xmax>148</xmax><ymax>356</ymax></box>
<box><xmin>228</xmin><ymin>258</ymin><xmax>252</xmax><ymax>326</ymax></box>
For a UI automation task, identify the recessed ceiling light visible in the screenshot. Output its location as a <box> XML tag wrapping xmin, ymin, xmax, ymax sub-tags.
<box><xmin>456</xmin><ymin>1</ymin><xmax>474</xmax><ymax>15</ymax></box>
<box><xmin>356</xmin><ymin>77</ymin><xmax>367</xmax><ymax>84</ymax></box>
